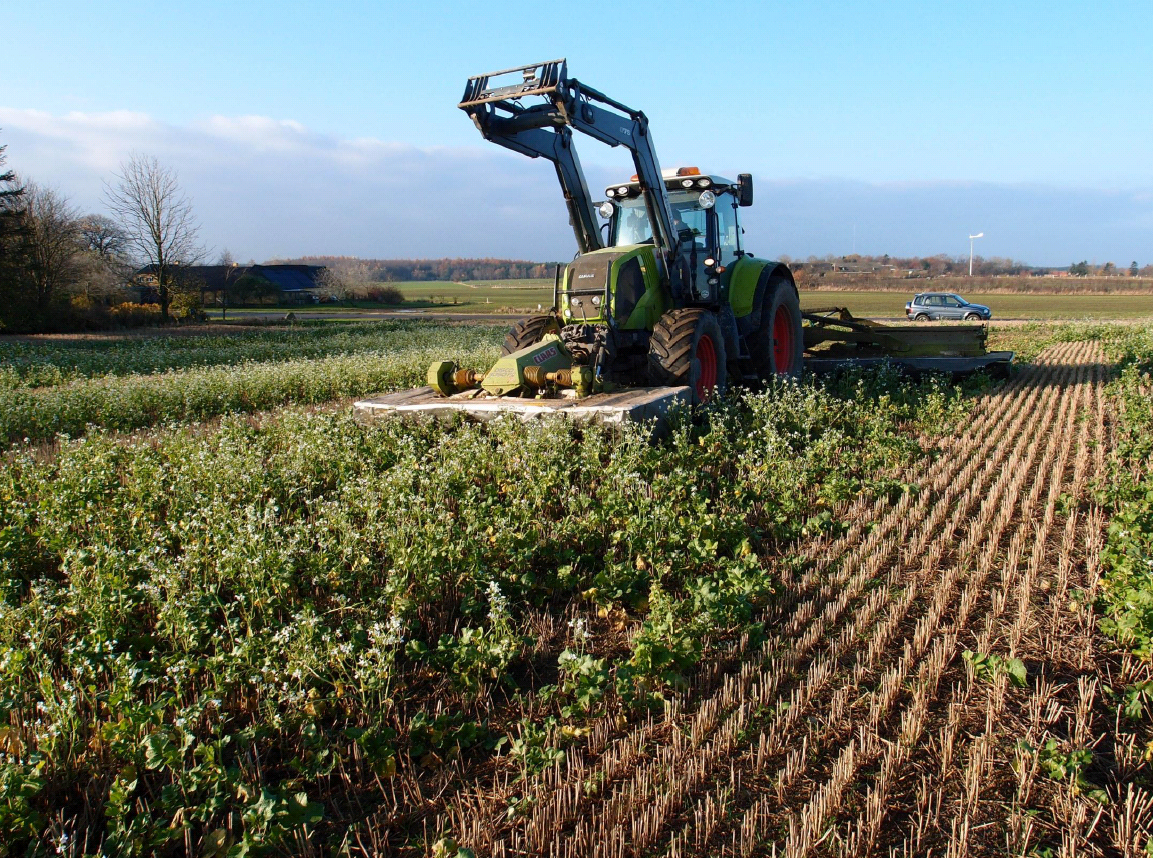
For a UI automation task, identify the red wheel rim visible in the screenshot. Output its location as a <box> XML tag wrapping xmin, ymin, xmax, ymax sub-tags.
<box><xmin>771</xmin><ymin>306</ymin><xmax>795</xmax><ymax>374</ymax></box>
<box><xmin>695</xmin><ymin>334</ymin><xmax>718</xmax><ymax>401</ymax></box>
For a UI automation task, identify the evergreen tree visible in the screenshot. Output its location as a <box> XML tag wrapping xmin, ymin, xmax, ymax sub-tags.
<box><xmin>0</xmin><ymin>137</ymin><xmax>31</xmax><ymax>329</ymax></box>
<box><xmin>0</xmin><ymin>138</ymin><xmax>27</xmax><ymax>257</ymax></box>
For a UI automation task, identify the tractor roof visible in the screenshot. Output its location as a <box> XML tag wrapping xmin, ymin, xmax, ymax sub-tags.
<box><xmin>605</xmin><ymin>167</ymin><xmax>735</xmax><ymax>198</ymax></box>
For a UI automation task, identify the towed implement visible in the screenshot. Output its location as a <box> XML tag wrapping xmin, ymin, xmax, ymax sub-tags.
<box><xmin>355</xmin><ymin>60</ymin><xmax>1012</xmax><ymax>427</ymax></box>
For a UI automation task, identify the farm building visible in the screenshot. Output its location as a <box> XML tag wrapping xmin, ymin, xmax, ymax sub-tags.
<box><xmin>131</xmin><ymin>263</ymin><xmax>328</xmax><ymax>305</ymax></box>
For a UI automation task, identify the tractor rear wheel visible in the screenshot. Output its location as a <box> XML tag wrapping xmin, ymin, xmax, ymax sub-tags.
<box><xmin>501</xmin><ymin>315</ymin><xmax>558</xmax><ymax>356</ymax></box>
<box><xmin>648</xmin><ymin>308</ymin><xmax>727</xmax><ymax>404</ymax></box>
<box><xmin>749</xmin><ymin>278</ymin><xmax>804</xmax><ymax>380</ymax></box>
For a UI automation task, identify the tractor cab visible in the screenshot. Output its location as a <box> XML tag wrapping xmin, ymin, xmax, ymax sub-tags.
<box><xmin>600</xmin><ymin>167</ymin><xmax>753</xmax><ymax>303</ymax></box>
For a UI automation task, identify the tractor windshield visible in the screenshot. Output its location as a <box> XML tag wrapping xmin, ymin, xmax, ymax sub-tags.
<box><xmin>612</xmin><ymin>190</ymin><xmax>708</xmax><ymax>249</ymax></box>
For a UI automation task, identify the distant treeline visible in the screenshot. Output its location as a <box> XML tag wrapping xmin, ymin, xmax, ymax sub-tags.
<box><xmin>802</xmin><ymin>275</ymin><xmax>1153</xmax><ymax>295</ymax></box>
<box><xmin>271</xmin><ymin>256</ymin><xmax>562</xmax><ymax>283</ymax></box>
<box><xmin>278</xmin><ymin>253</ymin><xmax>1153</xmax><ymax>284</ymax></box>
<box><xmin>785</xmin><ymin>252</ymin><xmax>1153</xmax><ymax>279</ymax></box>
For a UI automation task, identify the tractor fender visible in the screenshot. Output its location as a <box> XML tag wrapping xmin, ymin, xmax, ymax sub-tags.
<box><xmin>730</xmin><ymin>258</ymin><xmax>797</xmax><ymax>336</ymax></box>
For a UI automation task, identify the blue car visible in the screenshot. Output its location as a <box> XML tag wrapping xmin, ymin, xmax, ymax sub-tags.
<box><xmin>905</xmin><ymin>292</ymin><xmax>992</xmax><ymax>321</ymax></box>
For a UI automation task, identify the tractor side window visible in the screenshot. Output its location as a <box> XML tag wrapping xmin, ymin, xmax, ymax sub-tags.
<box><xmin>715</xmin><ymin>201</ymin><xmax>738</xmax><ymax>261</ymax></box>
<box><xmin>671</xmin><ymin>203</ymin><xmax>708</xmax><ymax>250</ymax></box>
<box><xmin>614</xmin><ymin>257</ymin><xmax>645</xmax><ymax>322</ymax></box>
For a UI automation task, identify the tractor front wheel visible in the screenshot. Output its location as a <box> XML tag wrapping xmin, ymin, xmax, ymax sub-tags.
<box><xmin>749</xmin><ymin>279</ymin><xmax>804</xmax><ymax>380</ymax></box>
<box><xmin>648</xmin><ymin>308</ymin><xmax>727</xmax><ymax>404</ymax></box>
<box><xmin>501</xmin><ymin>315</ymin><xmax>558</xmax><ymax>356</ymax></box>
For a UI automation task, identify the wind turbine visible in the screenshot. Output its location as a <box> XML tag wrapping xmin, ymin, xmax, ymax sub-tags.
<box><xmin>969</xmin><ymin>232</ymin><xmax>984</xmax><ymax>276</ymax></box>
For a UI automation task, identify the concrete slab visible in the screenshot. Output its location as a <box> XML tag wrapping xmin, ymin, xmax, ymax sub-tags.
<box><xmin>353</xmin><ymin>385</ymin><xmax>691</xmax><ymax>428</ymax></box>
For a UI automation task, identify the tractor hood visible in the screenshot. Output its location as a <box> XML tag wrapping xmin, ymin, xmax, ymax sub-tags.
<box><xmin>561</xmin><ymin>245</ymin><xmax>652</xmax><ymax>325</ymax></box>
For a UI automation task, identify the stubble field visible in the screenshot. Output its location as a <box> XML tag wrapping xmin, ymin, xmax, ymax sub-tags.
<box><xmin>1</xmin><ymin>319</ymin><xmax>1151</xmax><ymax>857</ymax></box>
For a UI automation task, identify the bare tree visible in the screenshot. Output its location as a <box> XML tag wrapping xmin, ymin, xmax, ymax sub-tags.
<box><xmin>217</xmin><ymin>248</ymin><xmax>243</xmax><ymax>319</ymax></box>
<box><xmin>21</xmin><ymin>182</ymin><xmax>80</xmax><ymax>314</ymax></box>
<box><xmin>74</xmin><ymin>214</ymin><xmax>133</xmax><ymax>301</ymax></box>
<box><xmin>104</xmin><ymin>154</ymin><xmax>203</xmax><ymax>321</ymax></box>
<box><xmin>316</xmin><ymin>266</ymin><xmax>349</xmax><ymax>303</ymax></box>
<box><xmin>78</xmin><ymin>214</ymin><xmax>127</xmax><ymax>260</ymax></box>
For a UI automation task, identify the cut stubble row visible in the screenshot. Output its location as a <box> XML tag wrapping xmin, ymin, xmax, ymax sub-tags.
<box><xmin>414</xmin><ymin>341</ymin><xmax>1133</xmax><ymax>858</ymax></box>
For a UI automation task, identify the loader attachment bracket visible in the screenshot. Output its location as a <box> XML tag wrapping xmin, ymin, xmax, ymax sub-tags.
<box><xmin>459</xmin><ymin>60</ymin><xmax>569</xmax><ymax>109</ymax></box>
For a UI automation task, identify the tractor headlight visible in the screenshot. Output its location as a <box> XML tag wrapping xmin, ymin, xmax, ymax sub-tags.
<box><xmin>606</xmin><ymin>188</ymin><xmax>616</xmax><ymax>198</ymax></box>
<box><xmin>599</xmin><ymin>201</ymin><xmax>614</xmax><ymax>219</ymax></box>
<box><xmin>681</xmin><ymin>178</ymin><xmax>694</xmax><ymax>188</ymax></box>
<box><xmin>570</xmin><ymin>296</ymin><xmax>580</xmax><ymax>306</ymax></box>
<box><xmin>592</xmin><ymin>295</ymin><xmax>602</xmax><ymax>306</ymax></box>
<box><xmin>617</xmin><ymin>186</ymin><xmax>629</xmax><ymax>196</ymax></box>
<box><xmin>698</xmin><ymin>190</ymin><xmax>716</xmax><ymax>209</ymax></box>
<box><xmin>697</xmin><ymin>178</ymin><xmax>711</xmax><ymax>188</ymax></box>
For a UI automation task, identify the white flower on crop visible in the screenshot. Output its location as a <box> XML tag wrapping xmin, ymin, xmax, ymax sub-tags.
<box><xmin>568</xmin><ymin>617</ymin><xmax>589</xmax><ymax>642</ymax></box>
<box><xmin>272</xmin><ymin>625</ymin><xmax>293</xmax><ymax>646</ymax></box>
<box><xmin>368</xmin><ymin>614</ymin><xmax>405</xmax><ymax>649</ymax></box>
<box><xmin>384</xmin><ymin>615</ymin><xmax>404</xmax><ymax>646</ymax></box>
<box><xmin>487</xmin><ymin>580</ymin><xmax>508</xmax><ymax>623</ymax></box>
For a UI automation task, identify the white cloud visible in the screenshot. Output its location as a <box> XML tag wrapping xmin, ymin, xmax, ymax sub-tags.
<box><xmin>0</xmin><ymin>106</ymin><xmax>576</xmax><ymax>261</ymax></box>
<box><xmin>0</xmin><ymin>107</ymin><xmax>1149</xmax><ymax>265</ymax></box>
<box><xmin>199</xmin><ymin>115</ymin><xmax>310</xmax><ymax>151</ymax></box>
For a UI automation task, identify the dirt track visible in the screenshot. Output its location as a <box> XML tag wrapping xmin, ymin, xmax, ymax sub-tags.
<box><xmin>367</xmin><ymin>342</ymin><xmax>1145</xmax><ymax>856</ymax></box>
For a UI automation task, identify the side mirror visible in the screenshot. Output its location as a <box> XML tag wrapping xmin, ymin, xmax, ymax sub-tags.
<box><xmin>737</xmin><ymin>173</ymin><xmax>754</xmax><ymax>207</ymax></box>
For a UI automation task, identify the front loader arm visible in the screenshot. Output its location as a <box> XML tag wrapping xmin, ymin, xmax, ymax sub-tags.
<box><xmin>460</xmin><ymin>60</ymin><xmax>684</xmax><ymax>292</ymax></box>
<box><xmin>469</xmin><ymin>117</ymin><xmax>603</xmax><ymax>255</ymax></box>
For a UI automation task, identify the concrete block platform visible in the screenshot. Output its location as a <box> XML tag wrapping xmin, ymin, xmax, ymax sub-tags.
<box><xmin>353</xmin><ymin>385</ymin><xmax>691</xmax><ymax>428</ymax></box>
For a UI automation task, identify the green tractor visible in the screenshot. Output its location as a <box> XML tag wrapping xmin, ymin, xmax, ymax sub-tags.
<box><xmin>357</xmin><ymin>59</ymin><xmax>1010</xmax><ymax>427</ymax></box>
<box><xmin>429</xmin><ymin>59</ymin><xmax>803</xmax><ymax>406</ymax></box>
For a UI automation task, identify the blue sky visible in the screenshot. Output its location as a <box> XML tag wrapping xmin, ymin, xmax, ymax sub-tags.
<box><xmin>3</xmin><ymin>0</ymin><xmax>1151</xmax><ymax>265</ymax></box>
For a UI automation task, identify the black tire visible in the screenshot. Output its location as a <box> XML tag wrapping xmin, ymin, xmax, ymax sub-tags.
<box><xmin>915</xmin><ymin>313</ymin><xmax>931</xmax><ymax>322</ymax></box>
<box><xmin>748</xmin><ymin>278</ymin><xmax>804</xmax><ymax>380</ymax></box>
<box><xmin>964</xmin><ymin>312</ymin><xmax>982</xmax><ymax>321</ymax></box>
<box><xmin>648</xmin><ymin>308</ymin><xmax>727</xmax><ymax>404</ymax></box>
<box><xmin>501</xmin><ymin>315</ymin><xmax>557</xmax><ymax>356</ymax></box>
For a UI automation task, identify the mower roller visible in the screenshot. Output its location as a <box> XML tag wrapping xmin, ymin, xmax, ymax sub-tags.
<box><xmin>354</xmin><ymin>60</ymin><xmax>1012</xmax><ymax>429</ymax></box>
